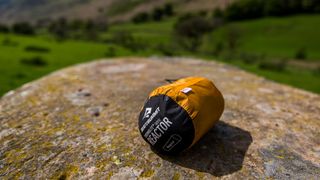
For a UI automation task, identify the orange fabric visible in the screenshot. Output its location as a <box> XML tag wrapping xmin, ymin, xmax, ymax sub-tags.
<box><xmin>149</xmin><ymin>77</ymin><xmax>224</xmax><ymax>147</ymax></box>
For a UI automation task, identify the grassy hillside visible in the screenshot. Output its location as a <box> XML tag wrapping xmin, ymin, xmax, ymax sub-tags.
<box><xmin>203</xmin><ymin>15</ymin><xmax>320</xmax><ymax>60</ymax></box>
<box><xmin>0</xmin><ymin>14</ymin><xmax>319</xmax><ymax>96</ymax></box>
<box><xmin>201</xmin><ymin>15</ymin><xmax>320</xmax><ymax>93</ymax></box>
<box><xmin>97</xmin><ymin>14</ymin><xmax>320</xmax><ymax>93</ymax></box>
<box><xmin>229</xmin><ymin>60</ymin><xmax>320</xmax><ymax>94</ymax></box>
<box><xmin>106</xmin><ymin>18</ymin><xmax>175</xmax><ymax>45</ymax></box>
<box><xmin>108</xmin><ymin>15</ymin><xmax>320</xmax><ymax>59</ymax></box>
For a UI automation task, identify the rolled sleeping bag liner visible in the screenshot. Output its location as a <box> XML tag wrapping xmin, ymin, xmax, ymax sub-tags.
<box><xmin>138</xmin><ymin>77</ymin><xmax>224</xmax><ymax>155</ymax></box>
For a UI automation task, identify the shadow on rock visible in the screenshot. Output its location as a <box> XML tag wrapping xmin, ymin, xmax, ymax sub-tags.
<box><xmin>160</xmin><ymin>121</ymin><xmax>253</xmax><ymax>176</ymax></box>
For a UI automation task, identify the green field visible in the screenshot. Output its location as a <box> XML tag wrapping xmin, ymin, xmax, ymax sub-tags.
<box><xmin>202</xmin><ymin>15</ymin><xmax>320</xmax><ymax>93</ymax></box>
<box><xmin>0</xmin><ymin>15</ymin><xmax>320</xmax><ymax>96</ymax></box>
<box><xmin>203</xmin><ymin>15</ymin><xmax>320</xmax><ymax>60</ymax></box>
<box><xmin>0</xmin><ymin>34</ymin><xmax>134</xmax><ymax>95</ymax></box>
<box><xmin>108</xmin><ymin>19</ymin><xmax>175</xmax><ymax>43</ymax></box>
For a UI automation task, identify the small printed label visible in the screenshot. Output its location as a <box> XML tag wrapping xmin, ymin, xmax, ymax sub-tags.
<box><xmin>163</xmin><ymin>134</ymin><xmax>182</xmax><ymax>151</ymax></box>
<box><xmin>181</xmin><ymin>87</ymin><xmax>192</xmax><ymax>94</ymax></box>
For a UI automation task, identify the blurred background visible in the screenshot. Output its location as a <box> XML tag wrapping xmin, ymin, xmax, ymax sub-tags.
<box><xmin>0</xmin><ymin>0</ymin><xmax>319</xmax><ymax>96</ymax></box>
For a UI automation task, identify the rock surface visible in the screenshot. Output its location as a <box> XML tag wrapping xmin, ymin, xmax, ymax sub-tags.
<box><xmin>0</xmin><ymin>57</ymin><xmax>319</xmax><ymax>179</ymax></box>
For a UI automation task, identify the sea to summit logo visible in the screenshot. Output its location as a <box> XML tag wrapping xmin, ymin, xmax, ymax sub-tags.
<box><xmin>143</xmin><ymin>107</ymin><xmax>152</xmax><ymax>119</ymax></box>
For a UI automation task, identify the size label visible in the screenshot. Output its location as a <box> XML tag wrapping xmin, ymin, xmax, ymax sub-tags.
<box><xmin>163</xmin><ymin>134</ymin><xmax>182</xmax><ymax>151</ymax></box>
<box><xmin>181</xmin><ymin>87</ymin><xmax>192</xmax><ymax>94</ymax></box>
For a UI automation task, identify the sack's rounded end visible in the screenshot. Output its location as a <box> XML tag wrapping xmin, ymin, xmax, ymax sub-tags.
<box><xmin>138</xmin><ymin>95</ymin><xmax>195</xmax><ymax>155</ymax></box>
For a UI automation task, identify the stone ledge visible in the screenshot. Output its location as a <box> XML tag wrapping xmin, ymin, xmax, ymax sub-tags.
<box><xmin>0</xmin><ymin>57</ymin><xmax>319</xmax><ymax>179</ymax></box>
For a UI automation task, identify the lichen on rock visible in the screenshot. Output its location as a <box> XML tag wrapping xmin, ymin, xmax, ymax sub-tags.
<box><xmin>0</xmin><ymin>57</ymin><xmax>319</xmax><ymax>179</ymax></box>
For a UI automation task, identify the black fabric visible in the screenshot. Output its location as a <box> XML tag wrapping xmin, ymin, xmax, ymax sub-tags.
<box><xmin>139</xmin><ymin>95</ymin><xmax>195</xmax><ymax>155</ymax></box>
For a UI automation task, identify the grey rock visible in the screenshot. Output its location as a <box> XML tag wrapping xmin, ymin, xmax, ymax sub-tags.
<box><xmin>0</xmin><ymin>58</ymin><xmax>319</xmax><ymax>179</ymax></box>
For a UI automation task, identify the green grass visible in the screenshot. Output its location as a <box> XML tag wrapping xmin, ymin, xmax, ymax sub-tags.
<box><xmin>0</xmin><ymin>34</ymin><xmax>133</xmax><ymax>96</ymax></box>
<box><xmin>226</xmin><ymin>60</ymin><xmax>320</xmax><ymax>93</ymax></box>
<box><xmin>203</xmin><ymin>15</ymin><xmax>320</xmax><ymax>60</ymax></box>
<box><xmin>200</xmin><ymin>15</ymin><xmax>320</xmax><ymax>93</ymax></box>
<box><xmin>105</xmin><ymin>18</ymin><xmax>176</xmax><ymax>45</ymax></box>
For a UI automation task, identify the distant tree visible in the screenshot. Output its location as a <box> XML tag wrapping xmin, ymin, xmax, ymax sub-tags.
<box><xmin>212</xmin><ymin>8</ymin><xmax>225</xmax><ymax>27</ymax></box>
<box><xmin>84</xmin><ymin>19</ymin><xmax>98</xmax><ymax>40</ymax></box>
<box><xmin>174</xmin><ymin>15</ymin><xmax>213</xmax><ymax>51</ymax></box>
<box><xmin>132</xmin><ymin>12</ymin><xmax>150</xmax><ymax>23</ymax></box>
<box><xmin>295</xmin><ymin>47</ymin><xmax>307</xmax><ymax>60</ymax></box>
<box><xmin>163</xmin><ymin>3</ymin><xmax>174</xmax><ymax>16</ymax></box>
<box><xmin>212</xmin><ymin>8</ymin><xmax>224</xmax><ymax>19</ymax></box>
<box><xmin>264</xmin><ymin>0</ymin><xmax>288</xmax><ymax>16</ymax></box>
<box><xmin>48</xmin><ymin>18</ymin><xmax>68</xmax><ymax>40</ymax></box>
<box><xmin>302</xmin><ymin>0</ymin><xmax>313</xmax><ymax>11</ymax></box>
<box><xmin>91</xmin><ymin>17</ymin><xmax>108</xmax><ymax>32</ymax></box>
<box><xmin>224</xmin><ymin>0</ymin><xmax>265</xmax><ymax>21</ymax></box>
<box><xmin>224</xmin><ymin>2</ymin><xmax>241</xmax><ymax>21</ymax></box>
<box><xmin>85</xmin><ymin>20</ymin><xmax>94</xmax><ymax>31</ymax></box>
<box><xmin>69</xmin><ymin>19</ymin><xmax>85</xmax><ymax>31</ymax></box>
<box><xmin>288</xmin><ymin>0</ymin><xmax>304</xmax><ymax>14</ymax></box>
<box><xmin>302</xmin><ymin>0</ymin><xmax>320</xmax><ymax>13</ymax></box>
<box><xmin>198</xmin><ymin>10</ymin><xmax>208</xmax><ymax>17</ymax></box>
<box><xmin>0</xmin><ymin>24</ymin><xmax>10</xmax><ymax>33</ymax></box>
<box><xmin>223</xmin><ymin>0</ymin><xmax>320</xmax><ymax>22</ymax></box>
<box><xmin>264</xmin><ymin>0</ymin><xmax>308</xmax><ymax>16</ymax></box>
<box><xmin>314</xmin><ymin>2</ymin><xmax>320</xmax><ymax>13</ymax></box>
<box><xmin>136</xmin><ymin>3</ymin><xmax>174</xmax><ymax>23</ymax></box>
<box><xmin>152</xmin><ymin>7</ymin><xmax>164</xmax><ymax>21</ymax></box>
<box><xmin>12</xmin><ymin>22</ymin><xmax>35</xmax><ymax>35</ymax></box>
<box><xmin>111</xmin><ymin>30</ymin><xmax>140</xmax><ymax>51</ymax></box>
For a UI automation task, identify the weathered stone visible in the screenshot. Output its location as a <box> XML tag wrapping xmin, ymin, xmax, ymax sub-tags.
<box><xmin>0</xmin><ymin>57</ymin><xmax>319</xmax><ymax>179</ymax></box>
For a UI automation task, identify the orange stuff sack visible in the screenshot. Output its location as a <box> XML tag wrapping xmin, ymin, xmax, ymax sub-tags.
<box><xmin>138</xmin><ymin>77</ymin><xmax>224</xmax><ymax>155</ymax></box>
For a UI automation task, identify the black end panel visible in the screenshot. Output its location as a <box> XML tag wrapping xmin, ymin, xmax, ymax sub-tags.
<box><xmin>139</xmin><ymin>95</ymin><xmax>195</xmax><ymax>155</ymax></box>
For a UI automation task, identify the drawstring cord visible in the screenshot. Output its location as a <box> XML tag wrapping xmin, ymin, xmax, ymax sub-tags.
<box><xmin>165</xmin><ymin>79</ymin><xmax>179</xmax><ymax>84</ymax></box>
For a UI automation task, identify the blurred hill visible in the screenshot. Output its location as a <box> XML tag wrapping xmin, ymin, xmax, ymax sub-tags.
<box><xmin>0</xmin><ymin>0</ymin><xmax>319</xmax><ymax>96</ymax></box>
<box><xmin>0</xmin><ymin>0</ymin><xmax>233</xmax><ymax>24</ymax></box>
<box><xmin>0</xmin><ymin>0</ymin><xmax>113</xmax><ymax>23</ymax></box>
